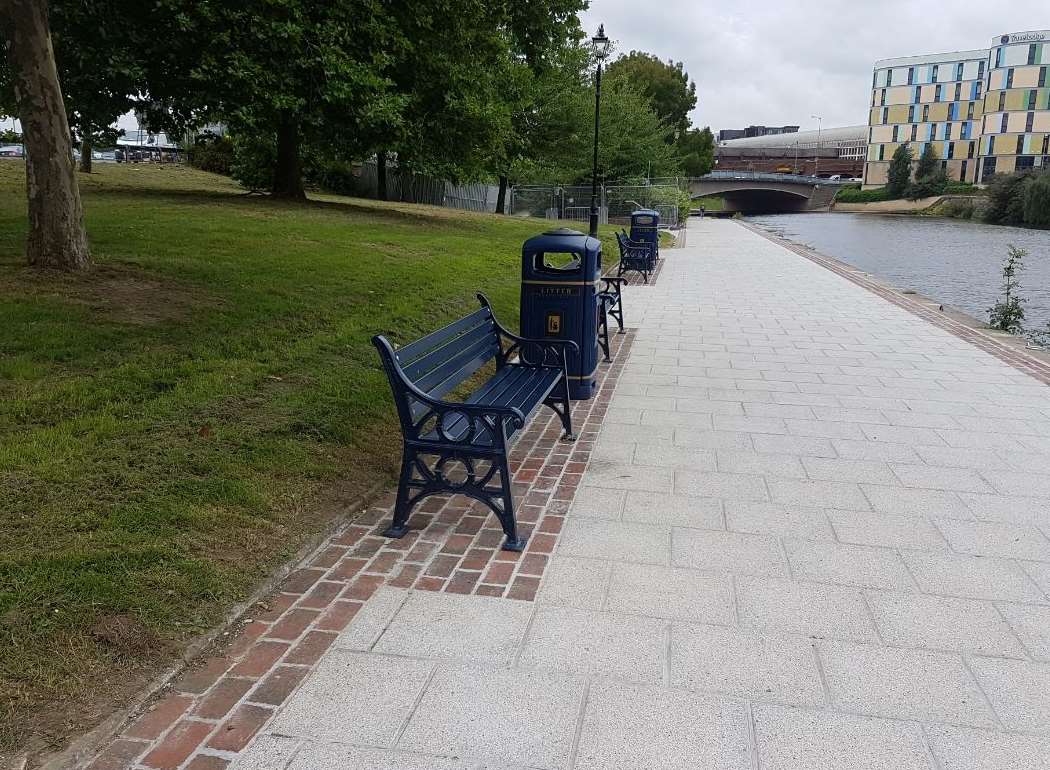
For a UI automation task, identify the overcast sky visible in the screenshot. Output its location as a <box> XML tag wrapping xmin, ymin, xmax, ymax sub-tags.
<box><xmin>581</xmin><ymin>0</ymin><xmax>1049</xmax><ymax>134</ymax></box>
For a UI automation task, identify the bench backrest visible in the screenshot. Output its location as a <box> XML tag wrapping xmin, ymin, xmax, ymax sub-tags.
<box><xmin>378</xmin><ymin>306</ymin><xmax>501</xmax><ymax>403</ymax></box>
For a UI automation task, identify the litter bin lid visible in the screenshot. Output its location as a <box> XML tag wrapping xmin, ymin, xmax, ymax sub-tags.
<box><xmin>524</xmin><ymin>228</ymin><xmax>600</xmax><ymax>252</ymax></box>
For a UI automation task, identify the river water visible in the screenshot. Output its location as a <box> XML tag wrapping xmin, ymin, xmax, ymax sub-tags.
<box><xmin>747</xmin><ymin>213</ymin><xmax>1050</xmax><ymax>331</ymax></box>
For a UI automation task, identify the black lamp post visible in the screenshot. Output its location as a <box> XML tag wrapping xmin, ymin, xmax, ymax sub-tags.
<box><xmin>589</xmin><ymin>24</ymin><xmax>610</xmax><ymax>238</ymax></box>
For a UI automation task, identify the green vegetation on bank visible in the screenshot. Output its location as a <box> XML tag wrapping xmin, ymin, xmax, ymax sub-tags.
<box><xmin>0</xmin><ymin>163</ymin><xmax>627</xmax><ymax>751</ymax></box>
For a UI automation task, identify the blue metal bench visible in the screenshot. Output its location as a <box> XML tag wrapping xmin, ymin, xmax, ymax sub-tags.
<box><xmin>615</xmin><ymin>230</ymin><xmax>655</xmax><ymax>284</ymax></box>
<box><xmin>372</xmin><ymin>294</ymin><xmax>577</xmax><ymax>551</ymax></box>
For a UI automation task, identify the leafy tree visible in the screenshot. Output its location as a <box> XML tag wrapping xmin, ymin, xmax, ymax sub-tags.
<box><xmin>988</xmin><ymin>244</ymin><xmax>1027</xmax><ymax>333</ymax></box>
<box><xmin>906</xmin><ymin>167</ymin><xmax>947</xmax><ymax>200</ymax></box>
<box><xmin>984</xmin><ymin>171</ymin><xmax>1034</xmax><ymax>226</ymax></box>
<box><xmin>915</xmin><ymin>142</ymin><xmax>939</xmax><ymax>180</ymax></box>
<box><xmin>604</xmin><ymin>51</ymin><xmax>696</xmax><ymax>135</ymax></box>
<box><xmin>1023</xmin><ymin>172</ymin><xmax>1050</xmax><ymax>229</ymax></box>
<box><xmin>886</xmin><ymin>144</ymin><xmax>912</xmax><ymax>198</ymax></box>
<box><xmin>182</xmin><ymin>0</ymin><xmax>402</xmax><ymax>199</ymax></box>
<box><xmin>1</xmin><ymin>0</ymin><xmax>90</xmax><ymax>270</ymax></box>
<box><xmin>679</xmin><ymin>127</ymin><xmax>715</xmax><ymax>177</ymax></box>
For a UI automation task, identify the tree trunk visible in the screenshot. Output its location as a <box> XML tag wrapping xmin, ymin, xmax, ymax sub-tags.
<box><xmin>3</xmin><ymin>0</ymin><xmax>90</xmax><ymax>270</ymax></box>
<box><xmin>376</xmin><ymin>151</ymin><xmax>387</xmax><ymax>201</ymax></box>
<box><xmin>272</xmin><ymin>111</ymin><xmax>305</xmax><ymax>200</ymax></box>
<box><xmin>496</xmin><ymin>175</ymin><xmax>509</xmax><ymax>214</ymax></box>
<box><xmin>79</xmin><ymin>134</ymin><xmax>92</xmax><ymax>173</ymax></box>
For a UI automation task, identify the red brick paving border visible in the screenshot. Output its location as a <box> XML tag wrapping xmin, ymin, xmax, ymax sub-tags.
<box><xmin>741</xmin><ymin>221</ymin><xmax>1050</xmax><ymax>387</ymax></box>
<box><xmin>86</xmin><ymin>330</ymin><xmax>634</xmax><ymax>769</ymax></box>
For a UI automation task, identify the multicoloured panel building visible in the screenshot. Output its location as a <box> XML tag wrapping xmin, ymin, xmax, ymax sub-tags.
<box><xmin>864</xmin><ymin>30</ymin><xmax>1050</xmax><ymax>187</ymax></box>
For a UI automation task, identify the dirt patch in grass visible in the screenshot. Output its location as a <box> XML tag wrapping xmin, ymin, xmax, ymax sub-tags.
<box><xmin>0</xmin><ymin>263</ymin><xmax>219</xmax><ymax>326</ymax></box>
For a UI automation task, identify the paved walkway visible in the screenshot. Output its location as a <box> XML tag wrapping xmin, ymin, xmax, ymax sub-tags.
<box><xmin>231</xmin><ymin>219</ymin><xmax>1050</xmax><ymax>770</ymax></box>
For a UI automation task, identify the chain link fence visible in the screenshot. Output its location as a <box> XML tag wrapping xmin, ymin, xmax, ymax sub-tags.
<box><xmin>507</xmin><ymin>181</ymin><xmax>685</xmax><ymax>229</ymax></box>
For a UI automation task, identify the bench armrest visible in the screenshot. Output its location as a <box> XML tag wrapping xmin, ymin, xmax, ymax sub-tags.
<box><xmin>476</xmin><ymin>293</ymin><xmax>581</xmax><ymax>358</ymax></box>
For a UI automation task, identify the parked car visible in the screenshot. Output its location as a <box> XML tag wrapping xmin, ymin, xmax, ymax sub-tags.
<box><xmin>0</xmin><ymin>144</ymin><xmax>24</xmax><ymax>157</ymax></box>
<box><xmin>828</xmin><ymin>174</ymin><xmax>842</xmax><ymax>181</ymax></box>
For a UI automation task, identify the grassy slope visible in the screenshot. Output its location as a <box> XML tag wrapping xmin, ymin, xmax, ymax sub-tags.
<box><xmin>0</xmin><ymin>163</ymin><xmax>621</xmax><ymax>752</ymax></box>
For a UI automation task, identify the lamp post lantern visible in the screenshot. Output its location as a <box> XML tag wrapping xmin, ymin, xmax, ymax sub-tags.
<box><xmin>589</xmin><ymin>24</ymin><xmax>610</xmax><ymax>238</ymax></box>
<box><xmin>811</xmin><ymin>114</ymin><xmax>823</xmax><ymax>178</ymax></box>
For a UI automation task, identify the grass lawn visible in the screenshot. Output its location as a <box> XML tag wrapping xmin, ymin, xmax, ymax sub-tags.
<box><xmin>0</xmin><ymin>162</ymin><xmax>626</xmax><ymax>755</ymax></box>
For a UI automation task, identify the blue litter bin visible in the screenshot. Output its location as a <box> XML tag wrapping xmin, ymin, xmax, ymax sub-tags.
<box><xmin>630</xmin><ymin>209</ymin><xmax>660</xmax><ymax>260</ymax></box>
<box><xmin>520</xmin><ymin>228</ymin><xmax>601</xmax><ymax>400</ymax></box>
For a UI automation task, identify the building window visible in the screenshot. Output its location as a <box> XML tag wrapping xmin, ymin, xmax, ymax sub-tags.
<box><xmin>1029</xmin><ymin>44</ymin><xmax>1038</xmax><ymax>66</ymax></box>
<box><xmin>879</xmin><ymin>144</ymin><xmax>885</xmax><ymax>161</ymax></box>
<box><xmin>908</xmin><ymin>105</ymin><xmax>915</xmax><ymax>123</ymax></box>
<box><xmin>995</xmin><ymin>48</ymin><xmax>1002</xmax><ymax>68</ymax></box>
<box><xmin>979</xmin><ymin>60</ymin><xmax>986</xmax><ymax>79</ymax></box>
<box><xmin>1007</xmin><ymin>68</ymin><xmax>1015</xmax><ymax>89</ymax></box>
<box><xmin>922</xmin><ymin>104</ymin><xmax>929</xmax><ymax>121</ymax></box>
<box><xmin>908</xmin><ymin>67</ymin><xmax>915</xmax><ymax>85</ymax></box>
<box><xmin>913</xmin><ymin>86</ymin><xmax>921</xmax><ymax>104</ymax></box>
<box><xmin>1017</xmin><ymin>135</ymin><xmax>1026</xmax><ymax>154</ymax></box>
<box><xmin>1027</xmin><ymin>112</ymin><xmax>1035</xmax><ymax>132</ymax></box>
<box><xmin>948</xmin><ymin>141</ymin><xmax>955</xmax><ymax>159</ymax></box>
<box><xmin>931</xmin><ymin>64</ymin><xmax>939</xmax><ymax>83</ymax></box>
<box><xmin>871</xmin><ymin>91</ymin><xmax>876</xmax><ymax>107</ymax></box>
<box><xmin>911</xmin><ymin>124</ymin><xmax>918</xmax><ymax>141</ymax></box>
<box><xmin>999</xmin><ymin>91</ymin><xmax>1006</xmax><ymax>111</ymax></box>
<box><xmin>887</xmin><ymin>69</ymin><xmax>893</xmax><ymax>86</ymax></box>
<box><xmin>945</xmin><ymin>122</ymin><xmax>952</xmax><ymax>139</ymax></box>
<box><xmin>961</xmin><ymin>159</ymin><xmax>968</xmax><ymax>181</ymax></box>
<box><xmin>1001</xmin><ymin>113</ymin><xmax>1009</xmax><ymax>133</ymax></box>
<box><xmin>1044</xmin><ymin>135</ymin><xmax>1050</xmax><ymax>155</ymax></box>
<box><xmin>956</xmin><ymin>62</ymin><xmax>964</xmax><ymax>81</ymax></box>
<box><xmin>1028</xmin><ymin>91</ymin><xmax>1037</xmax><ymax>110</ymax></box>
<box><xmin>892</xmin><ymin>125</ymin><xmax>899</xmax><ymax>142</ymax></box>
<box><xmin>882</xmin><ymin>107</ymin><xmax>889</xmax><ymax>124</ymax></box>
<box><xmin>930</xmin><ymin>123</ymin><xmax>937</xmax><ymax>141</ymax></box>
<box><xmin>1040</xmin><ymin>67</ymin><xmax>1048</xmax><ymax>88</ymax></box>
<box><xmin>976</xmin><ymin>80</ymin><xmax>983</xmax><ymax>99</ymax></box>
<box><xmin>935</xmin><ymin>84</ymin><xmax>942</xmax><ymax>102</ymax></box>
<box><xmin>1017</xmin><ymin>155</ymin><xmax>1035</xmax><ymax>171</ymax></box>
<box><xmin>968</xmin><ymin>141</ymin><xmax>975</xmax><ymax>159</ymax></box>
<box><xmin>954</xmin><ymin>82</ymin><xmax>961</xmax><ymax>101</ymax></box>
<box><xmin>983</xmin><ymin>156</ymin><xmax>997</xmax><ymax>180</ymax></box>
<box><xmin>880</xmin><ymin>88</ymin><xmax>887</xmax><ymax>106</ymax></box>
<box><xmin>967</xmin><ymin>101</ymin><xmax>975</xmax><ymax>120</ymax></box>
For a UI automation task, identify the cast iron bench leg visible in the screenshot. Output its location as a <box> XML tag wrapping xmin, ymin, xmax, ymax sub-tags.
<box><xmin>493</xmin><ymin>457</ymin><xmax>526</xmax><ymax>551</ymax></box>
<box><xmin>383</xmin><ymin>447</ymin><xmax>415</xmax><ymax>538</ymax></box>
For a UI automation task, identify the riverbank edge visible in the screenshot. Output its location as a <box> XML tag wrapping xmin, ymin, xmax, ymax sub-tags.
<box><xmin>737</xmin><ymin>219</ymin><xmax>1050</xmax><ymax>385</ymax></box>
<box><xmin>831</xmin><ymin>194</ymin><xmax>979</xmax><ymax>215</ymax></box>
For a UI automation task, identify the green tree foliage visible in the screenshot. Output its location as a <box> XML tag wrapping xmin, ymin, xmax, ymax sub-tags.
<box><xmin>886</xmin><ymin>144</ymin><xmax>912</xmax><ymax>198</ymax></box>
<box><xmin>178</xmin><ymin>0</ymin><xmax>401</xmax><ymax>199</ymax></box>
<box><xmin>988</xmin><ymin>244</ymin><xmax>1027</xmax><ymax>333</ymax></box>
<box><xmin>915</xmin><ymin>142</ymin><xmax>939</xmax><ymax>179</ymax></box>
<box><xmin>905</xmin><ymin>143</ymin><xmax>947</xmax><ymax>199</ymax></box>
<box><xmin>679</xmin><ymin>127</ymin><xmax>715</xmax><ymax>177</ymax></box>
<box><xmin>984</xmin><ymin>171</ymin><xmax>1034</xmax><ymax>226</ymax></box>
<box><xmin>604</xmin><ymin>51</ymin><xmax>696</xmax><ymax>134</ymax></box>
<box><xmin>514</xmin><ymin>52</ymin><xmax>682</xmax><ymax>184</ymax></box>
<box><xmin>1022</xmin><ymin>172</ymin><xmax>1050</xmax><ymax>229</ymax></box>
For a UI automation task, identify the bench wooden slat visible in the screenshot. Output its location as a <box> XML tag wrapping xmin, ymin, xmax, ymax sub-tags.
<box><xmin>401</xmin><ymin>321</ymin><xmax>496</xmax><ymax>383</ymax></box>
<box><xmin>413</xmin><ymin>335</ymin><xmax>500</xmax><ymax>399</ymax></box>
<box><xmin>395</xmin><ymin>307</ymin><xmax>492</xmax><ymax>365</ymax></box>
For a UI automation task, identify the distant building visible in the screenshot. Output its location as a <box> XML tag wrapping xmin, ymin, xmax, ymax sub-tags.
<box><xmin>717</xmin><ymin>125</ymin><xmax>800</xmax><ymax>143</ymax></box>
<box><xmin>714</xmin><ymin>126</ymin><xmax>867</xmax><ymax>177</ymax></box>
<box><xmin>864</xmin><ymin>30</ymin><xmax>1050</xmax><ymax>188</ymax></box>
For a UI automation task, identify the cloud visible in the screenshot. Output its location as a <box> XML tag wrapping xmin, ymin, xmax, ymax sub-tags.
<box><xmin>580</xmin><ymin>0</ymin><xmax>1049</xmax><ymax>133</ymax></box>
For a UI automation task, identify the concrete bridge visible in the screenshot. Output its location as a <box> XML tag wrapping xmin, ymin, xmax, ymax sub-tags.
<box><xmin>689</xmin><ymin>171</ymin><xmax>846</xmax><ymax>214</ymax></box>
